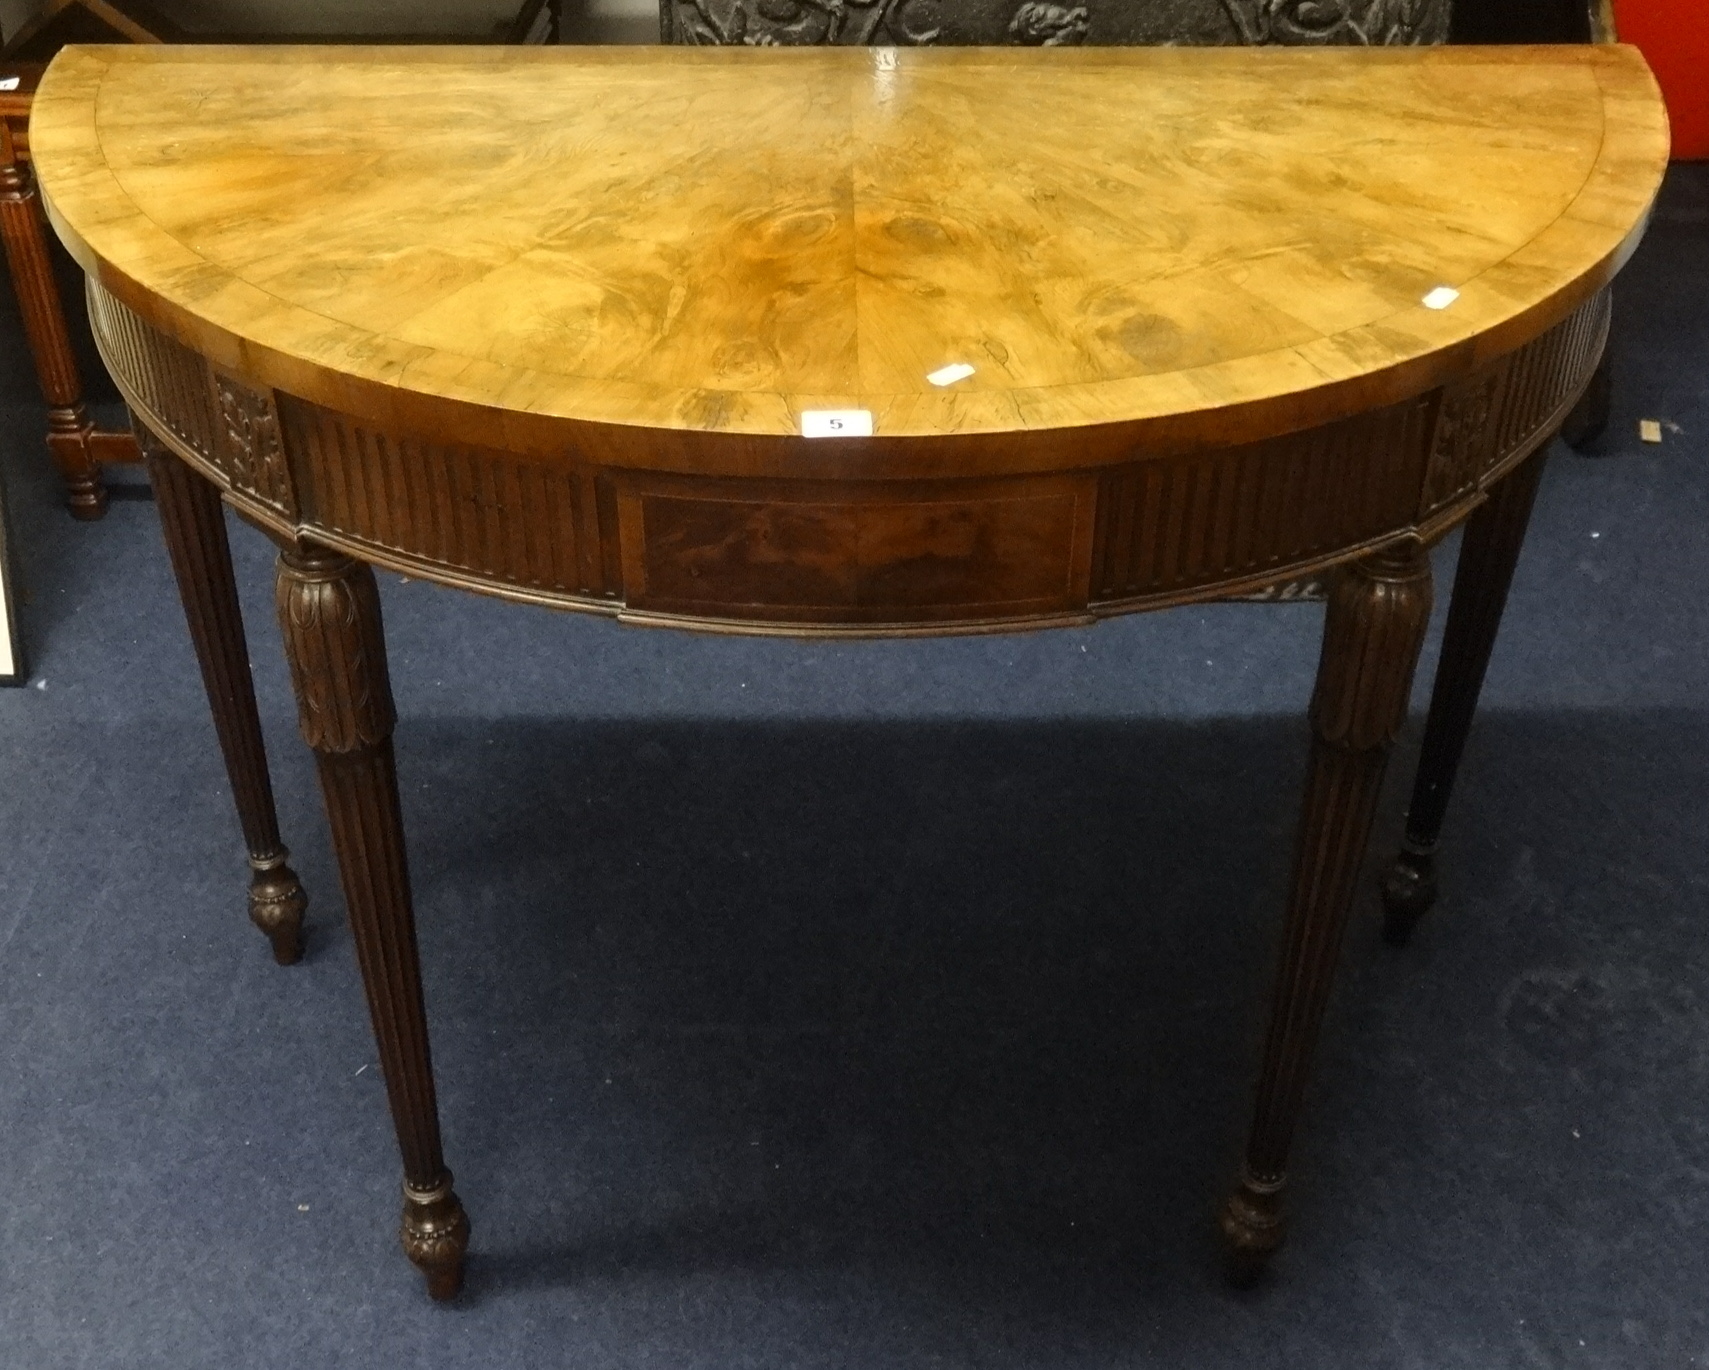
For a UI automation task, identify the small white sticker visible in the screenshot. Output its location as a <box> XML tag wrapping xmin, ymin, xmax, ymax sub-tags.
<box><xmin>1639</xmin><ymin>419</ymin><xmax>1663</xmax><ymax>444</ymax></box>
<box><xmin>801</xmin><ymin>409</ymin><xmax>873</xmax><ymax>438</ymax></box>
<box><xmin>926</xmin><ymin>362</ymin><xmax>975</xmax><ymax>387</ymax></box>
<box><xmin>0</xmin><ymin>78</ymin><xmax>20</xmax><ymax>92</ymax></box>
<box><xmin>1422</xmin><ymin>286</ymin><xmax>1460</xmax><ymax>310</ymax></box>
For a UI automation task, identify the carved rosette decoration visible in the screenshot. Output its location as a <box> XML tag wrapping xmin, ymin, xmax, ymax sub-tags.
<box><xmin>215</xmin><ymin>373</ymin><xmax>298</xmax><ymax>518</ymax></box>
<box><xmin>275</xmin><ymin>544</ymin><xmax>397</xmax><ymax>754</ymax></box>
<box><xmin>1421</xmin><ymin>374</ymin><xmax>1498</xmax><ymax>513</ymax></box>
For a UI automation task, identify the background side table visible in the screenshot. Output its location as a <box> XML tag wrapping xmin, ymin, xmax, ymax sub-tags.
<box><xmin>0</xmin><ymin>60</ymin><xmax>139</xmax><ymax>519</ymax></box>
<box><xmin>0</xmin><ymin>0</ymin><xmax>562</xmax><ymax>522</ymax></box>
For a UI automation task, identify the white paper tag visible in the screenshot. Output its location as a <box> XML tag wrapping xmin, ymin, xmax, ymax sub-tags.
<box><xmin>801</xmin><ymin>409</ymin><xmax>873</xmax><ymax>438</ymax></box>
<box><xmin>0</xmin><ymin>78</ymin><xmax>21</xmax><ymax>92</ymax></box>
<box><xmin>926</xmin><ymin>362</ymin><xmax>975</xmax><ymax>387</ymax></box>
<box><xmin>1422</xmin><ymin>286</ymin><xmax>1460</xmax><ymax>310</ymax></box>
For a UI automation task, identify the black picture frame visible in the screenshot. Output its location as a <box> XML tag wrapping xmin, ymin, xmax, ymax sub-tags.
<box><xmin>0</xmin><ymin>452</ymin><xmax>27</xmax><ymax>686</ymax></box>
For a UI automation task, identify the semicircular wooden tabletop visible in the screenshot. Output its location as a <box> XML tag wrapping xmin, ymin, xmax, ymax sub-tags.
<box><xmin>32</xmin><ymin>43</ymin><xmax>1667</xmax><ymax>460</ymax></box>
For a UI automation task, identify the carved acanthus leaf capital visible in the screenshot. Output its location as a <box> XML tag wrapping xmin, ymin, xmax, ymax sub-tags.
<box><xmin>275</xmin><ymin>544</ymin><xmax>396</xmax><ymax>754</ymax></box>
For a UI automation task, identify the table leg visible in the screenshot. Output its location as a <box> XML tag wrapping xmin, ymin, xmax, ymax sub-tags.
<box><xmin>1</xmin><ymin>131</ymin><xmax>112</xmax><ymax>520</ymax></box>
<box><xmin>141</xmin><ymin>423</ymin><xmax>307</xmax><ymax>965</ymax></box>
<box><xmin>275</xmin><ymin>540</ymin><xmax>469</xmax><ymax>1300</ymax></box>
<box><xmin>1560</xmin><ymin>343</ymin><xmax>1613</xmax><ymax>452</ymax></box>
<box><xmin>1221</xmin><ymin>538</ymin><xmax>1432</xmax><ymax>1284</ymax></box>
<box><xmin>1380</xmin><ymin>452</ymin><xmax>1547</xmax><ymax>946</ymax></box>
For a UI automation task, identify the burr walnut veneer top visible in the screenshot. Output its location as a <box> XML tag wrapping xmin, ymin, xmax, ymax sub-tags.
<box><xmin>32</xmin><ymin>44</ymin><xmax>1667</xmax><ymax>453</ymax></box>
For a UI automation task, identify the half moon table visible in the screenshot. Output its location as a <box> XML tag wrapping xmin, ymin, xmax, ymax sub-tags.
<box><xmin>32</xmin><ymin>42</ymin><xmax>1668</xmax><ymax>1298</ymax></box>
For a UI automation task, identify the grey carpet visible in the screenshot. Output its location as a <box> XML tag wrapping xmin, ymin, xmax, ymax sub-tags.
<box><xmin>0</xmin><ymin>167</ymin><xmax>1704</xmax><ymax>1368</ymax></box>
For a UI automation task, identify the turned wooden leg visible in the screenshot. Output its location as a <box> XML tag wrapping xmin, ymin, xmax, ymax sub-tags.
<box><xmin>1222</xmin><ymin>538</ymin><xmax>1433</xmax><ymax>1284</ymax></box>
<box><xmin>141</xmin><ymin>424</ymin><xmax>307</xmax><ymax>965</ymax></box>
<box><xmin>0</xmin><ymin>126</ymin><xmax>109</xmax><ymax>520</ymax></box>
<box><xmin>1381</xmin><ymin>452</ymin><xmax>1547</xmax><ymax>946</ymax></box>
<box><xmin>275</xmin><ymin>540</ymin><xmax>468</xmax><ymax>1299</ymax></box>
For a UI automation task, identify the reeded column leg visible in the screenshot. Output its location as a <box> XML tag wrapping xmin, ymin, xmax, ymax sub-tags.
<box><xmin>1</xmin><ymin>125</ymin><xmax>109</xmax><ymax>519</ymax></box>
<box><xmin>1381</xmin><ymin>452</ymin><xmax>1547</xmax><ymax>946</ymax></box>
<box><xmin>1221</xmin><ymin>539</ymin><xmax>1433</xmax><ymax>1284</ymax></box>
<box><xmin>275</xmin><ymin>541</ymin><xmax>468</xmax><ymax>1299</ymax></box>
<box><xmin>141</xmin><ymin>423</ymin><xmax>307</xmax><ymax>964</ymax></box>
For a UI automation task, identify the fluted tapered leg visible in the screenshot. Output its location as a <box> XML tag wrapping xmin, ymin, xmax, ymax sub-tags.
<box><xmin>275</xmin><ymin>541</ymin><xmax>468</xmax><ymax>1300</ymax></box>
<box><xmin>142</xmin><ymin>425</ymin><xmax>307</xmax><ymax>965</ymax></box>
<box><xmin>1222</xmin><ymin>538</ymin><xmax>1433</xmax><ymax>1283</ymax></box>
<box><xmin>1381</xmin><ymin>453</ymin><xmax>1546</xmax><ymax>946</ymax></box>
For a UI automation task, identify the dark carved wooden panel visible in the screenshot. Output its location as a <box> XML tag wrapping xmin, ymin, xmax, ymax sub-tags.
<box><xmin>1090</xmin><ymin>397</ymin><xmax>1434</xmax><ymax>603</ymax></box>
<box><xmin>215</xmin><ymin>372</ymin><xmax>298</xmax><ymax>520</ymax></box>
<box><xmin>1420</xmin><ymin>372</ymin><xmax>1498</xmax><ymax>515</ymax></box>
<box><xmin>277</xmin><ymin>400</ymin><xmax>605</xmax><ymax>601</ymax></box>
<box><xmin>663</xmin><ymin>0</ymin><xmax>1450</xmax><ymax>49</ymax></box>
<box><xmin>1419</xmin><ymin>288</ymin><xmax>1609</xmax><ymax>517</ymax></box>
<box><xmin>617</xmin><ymin>474</ymin><xmax>1095</xmax><ymax>623</ymax></box>
<box><xmin>87</xmin><ymin>281</ymin><xmax>218</xmax><ymax>460</ymax></box>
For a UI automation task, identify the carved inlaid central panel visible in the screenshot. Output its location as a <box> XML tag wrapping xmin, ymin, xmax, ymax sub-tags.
<box><xmin>618</xmin><ymin>475</ymin><xmax>1095</xmax><ymax>622</ymax></box>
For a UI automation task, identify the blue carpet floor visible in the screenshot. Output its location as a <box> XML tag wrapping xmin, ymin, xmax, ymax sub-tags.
<box><xmin>0</xmin><ymin>167</ymin><xmax>1704</xmax><ymax>1369</ymax></box>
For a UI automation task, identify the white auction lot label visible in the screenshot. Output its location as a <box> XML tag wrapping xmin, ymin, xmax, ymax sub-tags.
<box><xmin>800</xmin><ymin>410</ymin><xmax>873</xmax><ymax>438</ymax></box>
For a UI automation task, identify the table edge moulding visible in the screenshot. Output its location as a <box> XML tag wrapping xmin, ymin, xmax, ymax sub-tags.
<box><xmin>27</xmin><ymin>41</ymin><xmax>1670</xmax><ymax>1300</ymax></box>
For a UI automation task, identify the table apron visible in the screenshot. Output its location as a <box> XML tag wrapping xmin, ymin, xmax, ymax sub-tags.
<box><xmin>89</xmin><ymin>279</ymin><xmax>1609</xmax><ymax>636</ymax></box>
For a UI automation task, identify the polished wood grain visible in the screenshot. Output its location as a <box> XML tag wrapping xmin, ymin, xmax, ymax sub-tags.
<box><xmin>29</xmin><ymin>43</ymin><xmax>1668</xmax><ymax>1299</ymax></box>
<box><xmin>33</xmin><ymin>44</ymin><xmax>1665</xmax><ymax>454</ymax></box>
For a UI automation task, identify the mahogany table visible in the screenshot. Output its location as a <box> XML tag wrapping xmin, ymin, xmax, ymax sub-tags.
<box><xmin>1</xmin><ymin>59</ymin><xmax>138</xmax><ymax>518</ymax></box>
<box><xmin>31</xmin><ymin>42</ymin><xmax>1668</xmax><ymax>1299</ymax></box>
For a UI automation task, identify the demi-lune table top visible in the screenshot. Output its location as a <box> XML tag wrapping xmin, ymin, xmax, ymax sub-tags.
<box><xmin>32</xmin><ymin>44</ymin><xmax>1666</xmax><ymax>461</ymax></box>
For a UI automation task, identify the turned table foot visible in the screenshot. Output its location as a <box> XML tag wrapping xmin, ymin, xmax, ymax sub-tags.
<box><xmin>404</xmin><ymin>1173</ymin><xmax>472</xmax><ymax>1300</ymax></box>
<box><xmin>1381</xmin><ymin>451</ymin><xmax>1546</xmax><ymax>946</ymax></box>
<box><xmin>1223</xmin><ymin>538</ymin><xmax>1433</xmax><ymax>1281</ymax></box>
<box><xmin>247</xmin><ymin>852</ymin><xmax>309</xmax><ymax>966</ymax></box>
<box><xmin>276</xmin><ymin>540</ymin><xmax>468</xmax><ymax>1298</ymax></box>
<box><xmin>141</xmin><ymin>422</ymin><xmax>307</xmax><ymax>963</ymax></box>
